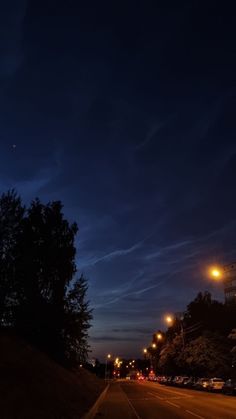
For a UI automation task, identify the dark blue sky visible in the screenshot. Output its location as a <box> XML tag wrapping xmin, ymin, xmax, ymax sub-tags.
<box><xmin>1</xmin><ymin>1</ymin><xmax>236</xmax><ymax>359</ymax></box>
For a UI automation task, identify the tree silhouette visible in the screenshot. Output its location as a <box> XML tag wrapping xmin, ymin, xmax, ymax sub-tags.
<box><xmin>155</xmin><ymin>291</ymin><xmax>236</xmax><ymax>376</ymax></box>
<box><xmin>0</xmin><ymin>190</ymin><xmax>25</xmax><ymax>327</ymax></box>
<box><xmin>64</xmin><ymin>275</ymin><xmax>93</xmax><ymax>365</ymax></box>
<box><xmin>178</xmin><ymin>332</ymin><xmax>232</xmax><ymax>377</ymax></box>
<box><xmin>0</xmin><ymin>191</ymin><xmax>92</xmax><ymax>366</ymax></box>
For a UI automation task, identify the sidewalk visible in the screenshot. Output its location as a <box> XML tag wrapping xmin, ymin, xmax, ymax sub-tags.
<box><xmin>93</xmin><ymin>382</ymin><xmax>138</xmax><ymax>418</ymax></box>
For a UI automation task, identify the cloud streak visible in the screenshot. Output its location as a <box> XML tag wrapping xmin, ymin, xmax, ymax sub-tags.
<box><xmin>80</xmin><ymin>238</ymin><xmax>147</xmax><ymax>268</ymax></box>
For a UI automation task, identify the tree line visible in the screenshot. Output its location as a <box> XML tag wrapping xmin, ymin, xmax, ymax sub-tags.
<box><xmin>0</xmin><ymin>190</ymin><xmax>92</xmax><ymax>367</ymax></box>
<box><xmin>147</xmin><ymin>291</ymin><xmax>236</xmax><ymax>377</ymax></box>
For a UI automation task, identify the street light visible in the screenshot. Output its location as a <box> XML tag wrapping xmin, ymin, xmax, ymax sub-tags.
<box><xmin>164</xmin><ymin>314</ymin><xmax>185</xmax><ymax>349</ymax></box>
<box><xmin>151</xmin><ymin>343</ymin><xmax>157</xmax><ymax>373</ymax></box>
<box><xmin>143</xmin><ymin>348</ymin><xmax>147</xmax><ymax>354</ymax></box>
<box><xmin>105</xmin><ymin>354</ymin><xmax>111</xmax><ymax>381</ymax></box>
<box><xmin>165</xmin><ymin>315</ymin><xmax>174</xmax><ymax>325</ymax></box>
<box><xmin>209</xmin><ymin>266</ymin><xmax>222</xmax><ymax>280</ymax></box>
<box><xmin>208</xmin><ymin>262</ymin><xmax>236</xmax><ymax>304</ymax></box>
<box><xmin>157</xmin><ymin>333</ymin><xmax>163</xmax><ymax>340</ymax></box>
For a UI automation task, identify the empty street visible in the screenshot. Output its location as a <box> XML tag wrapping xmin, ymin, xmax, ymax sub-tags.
<box><xmin>94</xmin><ymin>380</ymin><xmax>236</xmax><ymax>419</ymax></box>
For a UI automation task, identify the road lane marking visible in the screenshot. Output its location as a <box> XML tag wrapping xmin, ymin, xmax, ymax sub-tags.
<box><xmin>185</xmin><ymin>409</ymin><xmax>205</xmax><ymax>419</ymax></box>
<box><xmin>147</xmin><ymin>390</ymin><xmax>192</xmax><ymax>401</ymax></box>
<box><xmin>147</xmin><ymin>392</ymin><xmax>164</xmax><ymax>400</ymax></box>
<box><xmin>155</xmin><ymin>387</ymin><xmax>193</xmax><ymax>396</ymax></box>
<box><xmin>129</xmin><ymin>398</ymin><xmax>154</xmax><ymax>401</ymax></box>
<box><xmin>166</xmin><ymin>401</ymin><xmax>180</xmax><ymax>408</ymax></box>
<box><xmin>121</xmin><ymin>386</ymin><xmax>142</xmax><ymax>419</ymax></box>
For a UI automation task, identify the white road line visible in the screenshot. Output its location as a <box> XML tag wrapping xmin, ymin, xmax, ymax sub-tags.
<box><xmin>166</xmin><ymin>401</ymin><xmax>180</xmax><ymax>408</ymax></box>
<box><xmin>129</xmin><ymin>398</ymin><xmax>153</xmax><ymax>401</ymax></box>
<box><xmin>147</xmin><ymin>392</ymin><xmax>164</xmax><ymax>400</ymax></box>
<box><xmin>121</xmin><ymin>388</ymin><xmax>142</xmax><ymax>419</ymax></box>
<box><xmin>155</xmin><ymin>386</ymin><xmax>193</xmax><ymax>396</ymax></box>
<box><xmin>185</xmin><ymin>409</ymin><xmax>205</xmax><ymax>419</ymax></box>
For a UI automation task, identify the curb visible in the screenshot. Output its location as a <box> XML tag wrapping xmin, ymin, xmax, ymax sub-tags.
<box><xmin>82</xmin><ymin>383</ymin><xmax>110</xmax><ymax>419</ymax></box>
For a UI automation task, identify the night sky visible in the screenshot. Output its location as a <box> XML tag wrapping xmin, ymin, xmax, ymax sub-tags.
<box><xmin>1</xmin><ymin>1</ymin><xmax>236</xmax><ymax>360</ymax></box>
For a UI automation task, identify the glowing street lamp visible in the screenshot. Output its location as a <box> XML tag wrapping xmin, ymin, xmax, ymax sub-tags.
<box><xmin>209</xmin><ymin>267</ymin><xmax>222</xmax><ymax>280</ymax></box>
<box><xmin>143</xmin><ymin>348</ymin><xmax>147</xmax><ymax>354</ymax></box>
<box><xmin>105</xmin><ymin>354</ymin><xmax>111</xmax><ymax>381</ymax></box>
<box><xmin>164</xmin><ymin>314</ymin><xmax>185</xmax><ymax>349</ymax></box>
<box><xmin>157</xmin><ymin>333</ymin><xmax>163</xmax><ymax>340</ymax></box>
<box><xmin>152</xmin><ymin>343</ymin><xmax>157</xmax><ymax>349</ymax></box>
<box><xmin>165</xmin><ymin>315</ymin><xmax>174</xmax><ymax>325</ymax></box>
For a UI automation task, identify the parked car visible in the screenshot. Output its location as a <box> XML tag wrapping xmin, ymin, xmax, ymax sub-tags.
<box><xmin>182</xmin><ymin>377</ymin><xmax>197</xmax><ymax>388</ymax></box>
<box><xmin>148</xmin><ymin>373</ymin><xmax>157</xmax><ymax>381</ymax></box>
<box><xmin>172</xmin><ymin>376</ymin><xmax>182</xmax><ymax>386</ymax></box>
<box><xmin>194</xmin><ymin>378</ymin><xmax>210</xmax><ymax>391</ymax></box>
<box><xmin>208</xmin><ymin>378</ymin><xmax>225</xmax><ymax>392</ymax></box>
<box><xmin>165</xmin><ymin>376</ymin><xmax>174</xmax><ymax>386</ymax></box>
<box><xmin>222</xmin><ymin>379</ymin><xmax>236</xmax><ymax>395</ymax></box>
<box><xmin>157</xmin><ymin>376</ymin><xmax>167</xmax><ymax>384</ymax></box>
<box><xmin>182</xmin><ymin>377</ymin><xmax>190</xmax><ymax>386</ymax></box>
<box><xmin>176</xmin><ymin>376</ymin><xmax>189</xmax><ymax>387</ymax></box>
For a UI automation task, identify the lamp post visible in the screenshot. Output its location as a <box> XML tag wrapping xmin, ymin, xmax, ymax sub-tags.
<box><xmin>210</xmin><ymin>268</ymin><xmax>222</xmax><ymax>279</ymax></box>
<box><xmin>165</xmin><ymin>314</ymin><xmax>185</xmax><ymax>349</ymax></box>
<box><xmin>151</xmin><ymin>343</ymin><xmax>157</xmax><ymax>373</ymax></box>
<box><xmin>208</xmin><ymin>263</ymin><xmax>236</xmax><ymax>304</ymax></box>
<box><xmin>105</xmin><ymin>354</ymin><xmax>111</xmax><ymax>381</ymax></box>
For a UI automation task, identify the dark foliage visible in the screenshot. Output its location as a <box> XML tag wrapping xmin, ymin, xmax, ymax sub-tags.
<box><xmin>64</xmin><ymin>275</ymin><xmax>92</xmax><ymax>365</ymax></box>
<box><xmin>0</xmin><ymin>190</ymin><xmax>25</xmax><ymax>327</ymax></box>
<box><xmin>154</xmin><ymin>291</ymin><xmax>236</xmax><ymax>377</ymax></box>
<box><xmin>0</xmin><ymin>190</ymin><xmax>92</xmax><ymax>367</ymax></box>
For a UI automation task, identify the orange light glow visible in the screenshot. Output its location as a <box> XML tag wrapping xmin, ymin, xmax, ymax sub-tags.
<box><xmin>210</xmin><ymin>267</ymin><xmax>222</xmax><ymax>279</ymax></box>
<box><xmin>165</xmin><ymin>315</ymin><xmax>173</xmax><ymax>324</ymax></box>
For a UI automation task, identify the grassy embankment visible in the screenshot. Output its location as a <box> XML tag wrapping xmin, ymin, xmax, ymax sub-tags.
<box><xmin>0</xmin><ymin>333</ymin><xmax>105</xmax><ymax>418</ymax></box>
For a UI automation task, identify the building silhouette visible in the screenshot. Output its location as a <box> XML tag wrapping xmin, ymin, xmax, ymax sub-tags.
<box><xmin>223</xmin><ymin>263</ymin><xmax>236</xmax><ymax>303</ymax></box>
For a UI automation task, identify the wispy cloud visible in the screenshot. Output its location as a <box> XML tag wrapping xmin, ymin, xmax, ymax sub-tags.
<box><xmin>93</xmin><ymin>279</ymin><xmax>168</xmax><ymax>310</ymax></box>
<box><xmin>135</xmin><ymin>122</ymin><xmax>165</xmax><ymax>150</ymax></box>
<box><xmin>80</xmin><ymin>239</ymin><xmax>144</xmax><ymax>268</ymax></box>
<box><xmin>96</xmin><ymin>270</ymin><xmax>145</xmax><ymax>298</ymax></box>
<box><xmin>135</xmin><ymin>113</ymin><xmax>176</xmax><ymax>150</ymax></box>
<box><xmin>0</xmin><ymin>164</ymin><xmax>61</xmax><ymax>201</ymax></box>
<box><xmin>112</xmin><ymin>327</ymin><xmax>151</xmax><ymax>334</ymax></box>
<box><xmin>91</xmin><ymin>335</ymin><xmax>141</xmax><ymax>342</ymax></box>
<box><xmin>145</xmin><ymin>239</ymin><xmax>191</xmax><ymax>260</ymax></box>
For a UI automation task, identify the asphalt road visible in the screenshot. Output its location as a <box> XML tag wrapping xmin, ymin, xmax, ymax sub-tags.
<box><xmin>94</xmin><ymin>380</ymin><xmax>236</xmax><ymax>419</ymax></box>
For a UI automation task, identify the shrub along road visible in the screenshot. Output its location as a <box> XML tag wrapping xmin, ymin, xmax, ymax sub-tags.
<box><xmin>94</xmin><ymin>380</ymin><xmax>236</xmax><ymax>419</ymax></box>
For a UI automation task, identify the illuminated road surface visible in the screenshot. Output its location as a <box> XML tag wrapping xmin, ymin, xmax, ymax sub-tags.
<box><xmin>94</xmin><ymin>380</ymin><xmax>236</xmax><ymax>418</ymax></box>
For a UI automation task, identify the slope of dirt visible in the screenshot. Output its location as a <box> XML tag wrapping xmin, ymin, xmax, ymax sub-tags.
<box><xmin>0</xmin><ymin>333</ymin><xmax>105</xmax><ymax>419</ymax></box>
